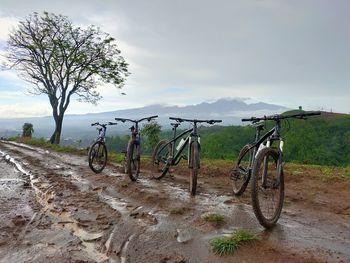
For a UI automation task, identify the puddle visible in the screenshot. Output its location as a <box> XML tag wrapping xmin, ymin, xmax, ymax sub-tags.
<box><xmin>98</xmin><ymin>192</ymin><xmax>130</xmax><ymax>216</ymax></box>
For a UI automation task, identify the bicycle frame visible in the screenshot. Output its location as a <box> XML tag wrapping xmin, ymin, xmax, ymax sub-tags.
<box><xmin>97</xmin><ymin>127</ymin><xmax>107</xmax><ymax>142</ymax></box>
<box><xmin>159</xmin><ymin>127</ymin><xmax>194</xmax><ymax>166</ymax></box>
<box><xmin>246</xmin><ymin>121</ymin><xmax>284</xmax><ymax>187</ymax></box>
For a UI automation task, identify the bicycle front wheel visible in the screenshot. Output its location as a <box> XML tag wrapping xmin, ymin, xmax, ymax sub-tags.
<box><xmin>151</xmin><ymin>140</ymin><xmax>171</xmax><ymax>179</ymax></box>
<box><xmin>232</xmin><ymin>144</ymin><xmax>252</xmax><ymax>196</ymax></box>
<box><xmin>251</xmin><ymin>147</ymin><xmax>284</xmax><ymax>228</ymax></box>
<box><xmin>126</xmin><ymin>140</ymin><xmax>140</xmax><ymax>181</ymax></box>
<box><xmin>189</xmin><ymin>141</ymin><xmax>199</xmax><ymax>196</ymax></box>
<box><xmin>88</xmin><ymin>141</ymin><xmax>107</xmax><ymax>173</ymax></box>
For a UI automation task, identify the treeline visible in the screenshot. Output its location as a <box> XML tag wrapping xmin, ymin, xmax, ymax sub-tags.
<box><xmin>105</xmin><ymin>112</ymin><xmax>350</xmax><ymax>166</ymax></box>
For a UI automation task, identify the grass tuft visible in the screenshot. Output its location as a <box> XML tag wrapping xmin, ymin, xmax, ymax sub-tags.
<box><xmin>211</xmin><ymin>229</ymin><xmax>258</xmax><ymax>256</ymax></box>
<box><xmin>202</xmin><ymin>213</ymin><xmax>225</xmax><ymax>224</ymax></box>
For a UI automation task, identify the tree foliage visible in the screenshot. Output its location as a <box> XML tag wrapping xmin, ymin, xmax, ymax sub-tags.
<box><xmin>4</xmin><ymin>12</ymin><xmax>129</xmax><ymax>144</ymax></box>
<box><xmin>22</xmin><ymin>123</ymin><xmax>34</xmax><ymax>138</ymax></box>
<box><xmin>141</xmin><ymin>121</ymin><xmax>162</xmax><ymax>149</ymax></box>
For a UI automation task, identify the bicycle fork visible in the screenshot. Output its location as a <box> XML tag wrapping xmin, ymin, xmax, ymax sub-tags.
<box><xmin>188</xmin><ymin>136</ymin><xmax>200</xmax><ymax>169</ymax></box>
<box><xmin>261</xmin><ymin>140</ymin><xmax>284</xmax><ymax>188</ymax></box>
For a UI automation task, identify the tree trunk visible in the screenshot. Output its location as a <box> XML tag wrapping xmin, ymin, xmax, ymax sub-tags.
<box><xmin>50</xmin><ymin>115</ymin><xmax>63</xmax><ymax>145</ymax></box>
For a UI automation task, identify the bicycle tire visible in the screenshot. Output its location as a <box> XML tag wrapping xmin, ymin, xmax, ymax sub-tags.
<box><xmin>88</xmin><ymin>141</ymin><xmax>107</xmax><ymax>173</ymax></box>
<box><xmin>189</xmin><ymin>141</ymin><xmax>199</xmax><ymax>196</ymax></box>
<box><xmin>232</xmin><ymin>144</ymin><xmax>252</xmax><ymax>196</ymax></box>
<box><xmin>251</xmin><ymin>147</ymin><xmax>284</xmax><ymax>228</ymax></box>
<box><xmin>126</xmin><ymin>140</ymin><xmax>140</xmax><ymax>181</ymax></box>
<box><xmin>151</xmin><ymin>139</ymin><xmax>171</xmax><ymax>179</ymax></box>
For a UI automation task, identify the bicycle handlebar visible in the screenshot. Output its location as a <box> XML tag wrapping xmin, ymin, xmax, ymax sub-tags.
<box><xmin>242</xmin><ymin>111</ymin><xmax>321</xmax><ymax>122</ymax></box>
<box><xmin>169</xmin><ymin>117</ymin><xmax>222</xmax><ymax>124</ymax></box>
<box><xmin>91</xmin><ymin>122</ymin><xmax>117</xmax><ymax>127</ymax></box>
<box><xmin>91</xmin><ymin>122</ymin><xmax>107</xmax><ymax>127</ymax></box>
<box><xmin>108</xmin><ymin>122</ymin><xmax>118</xmax><ymax>126</ymax></box>
<box><xmin>115</xmin><ymin>115</ymin><xmax>158</xmax><ymax>123</ymax></box>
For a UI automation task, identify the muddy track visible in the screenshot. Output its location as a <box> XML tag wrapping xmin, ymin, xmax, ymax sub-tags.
<box><xmin>0</xmin><ymin>141</ymin><xmax>349</xmax><ymax>263</ymax></box>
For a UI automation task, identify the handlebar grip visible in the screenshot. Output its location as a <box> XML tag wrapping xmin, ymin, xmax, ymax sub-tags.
<box><xmin>169</xmin><ymin>117</ymin><xmax>183</xmax><ymax>122</ymax></box>
<box><xmin>91</xmin><ymin>122</ymin><xmax>99</xmax><ymax>126</ymax></box>
<box><xmin>147</xmin><ymin>115</ymin><xmax>159</xmax><ymax>121</ymax></box>
<box><xmin>108</xmin><ymin>122</ymin><xmax>117</xmax><ymax>125</ymax></box>
<box><xmin>241</xmin><ymin>118</ymin><xmax>253</xmax><ymax>122</ymax></box>
<box><xmin>208</xmin><ymin>120</ymin><xmax>222</xmax><ymax>124</ymax></box>
<box><xmin>115</xmin><ymin>118</ymin><xmax>126</xmax><ymax>123</ymax></box>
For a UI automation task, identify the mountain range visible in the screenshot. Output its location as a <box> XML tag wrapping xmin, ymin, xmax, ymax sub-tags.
<box><xmin>0</xmin><ymin>98</ymin><xmax>287</xmax><ymax>139</ymax></box>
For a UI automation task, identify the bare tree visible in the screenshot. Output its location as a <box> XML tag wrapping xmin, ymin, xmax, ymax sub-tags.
<box><xmin>4</xmin><ymin>12</ymin><xmax>129</xmax><ymax>144</ymax></box>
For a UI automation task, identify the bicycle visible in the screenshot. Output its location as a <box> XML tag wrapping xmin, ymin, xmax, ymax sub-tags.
<box><xmin>88</xmin><ymin>121</ymin><xmax>117</xmax><ymax>173</ymax></box>
<box><xmin>231</xmin><ymin>111</ymin><xmax>321</xmax><ymax>228</ymax></box>
<box><xmin>151</xmin><ymin>117</ymin><xmax>222</xmax><ymax>195</ymax></box>
<box><xmin>114</xmin><ymin>115</ymin><xmax>158</xmax><ymax>181</ymax></box>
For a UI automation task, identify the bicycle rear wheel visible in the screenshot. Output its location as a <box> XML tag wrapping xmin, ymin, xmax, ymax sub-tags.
<box><xmin>88</xmin><ymin>141</ymin><xmax>107</xmax><ymax>173</ymax></box>
<box><xmin>232</xmin><ymin>144</ymin><xmax>252</xmax><ymax>196</ymax></box>
<box><xmin>151</xmin><ymin>139</ymin><xmax>171</xmax><ymax>179</ymax></box>
<box><xmin>251</xmin><ymin>147</ymin><xmax>284</xmax><ymax>228</ymax></box>
<box><xmin>189</xmin><ymin>141</ymin><xmax>199</xmax><ymax>196</ymax></box>
<box><xmin>126</xmin><ymin>140</ymin><xmax>140</xmax><ymax>181</ymax></box>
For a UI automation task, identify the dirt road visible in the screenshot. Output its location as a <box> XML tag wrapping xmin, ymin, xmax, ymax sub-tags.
<box><xmin>0</xmin><ymin>141</ymin><xmax>349</xmax><ymax>262</ymax></box>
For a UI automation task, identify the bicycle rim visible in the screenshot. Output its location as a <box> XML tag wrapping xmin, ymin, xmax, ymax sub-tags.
<box><xmin>127</xmin><ymin>141</ymin><xmax>140</xmax><ymax>181</ymax></box>
<box><xmin>190</xmin><ymin>142</ymin><xmax>199</xmax><ymax>196</ymax></box>
<box><xmin>151</xmin><ymin>140</ymin><xmax>171</xmax><ymax>179</ymax></box>
<box><xmin>251</xmin><ymin>148</ymin><xmax>284</xmax><ymax>228</ymax></box>
<box><xmin>88</xmin><ymin>142</ymin><xmax>107</xmax><ymax>173</ymax></box>
<box><xmin>232</xmin><ymin>144</ymin><xmax>252</xmax><ymax>196</ymax></box>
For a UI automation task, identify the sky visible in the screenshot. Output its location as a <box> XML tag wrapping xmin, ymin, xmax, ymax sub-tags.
<box><xmin>0</xmin><ymin>0</ymin><xmax>349</xmax><ymax>118</ymax></box>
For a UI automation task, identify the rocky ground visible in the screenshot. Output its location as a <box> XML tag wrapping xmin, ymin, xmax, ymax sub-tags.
<box><xmin>0</xmin><ymin>141</ymin><xmax>349</xmax><ymax>263</ymax></box>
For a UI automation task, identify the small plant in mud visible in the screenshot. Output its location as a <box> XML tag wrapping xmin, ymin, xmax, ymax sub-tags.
<box><xmin>202</xmin><ymin>213</ymin><xmax>225</xmax><ymax>225</ymax></box>
<box><xmin>211</xmin><ymin>229</ymin><xmax>259</xmax><ymax>256</ymax></box>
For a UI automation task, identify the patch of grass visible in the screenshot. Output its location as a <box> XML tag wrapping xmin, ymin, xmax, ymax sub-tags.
<box><xmin>169</xmin><ymin>207</ymin><xmax>185</xmax><ymax>215</ymax></box>
<box><xmin>202</xmin><ymin>213</ymin><xmax>225</xmax><ymax>224</ymax></box>
<box><xmin>15</xmin><ymin>137</ymin><xmax>85</xmax><ymax>155</ymax></box>
<box><xmin>211</xmin><ymin>229</ymin><xmax>259</xmax><ymax>256</ymax></box>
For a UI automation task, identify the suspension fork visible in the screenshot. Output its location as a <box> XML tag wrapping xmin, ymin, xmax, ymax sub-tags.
<box><xmin>261</xmin><ymin>140</ymin><xmax>271</xmax><ymax>187</ymax></box>
<box><xmin>188</xmin><ymin>122</ymin><xmax>200</xmax><ymax>169</ymax></box>
<box><xmin>188</xmin><ymin>135</ymin><xmax>200</xmax><ymax>169</ymax></box>
<box><xmin>276</xmin><ymin>140</ymin><xmax>284</xmax><ymax>186</ymax></box>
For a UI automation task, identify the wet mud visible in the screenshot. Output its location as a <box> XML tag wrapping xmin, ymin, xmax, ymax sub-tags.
<box><xmin>0</xmin><ymin>141</ymin><xmax>349</xmax><ymax>262</ymax></box>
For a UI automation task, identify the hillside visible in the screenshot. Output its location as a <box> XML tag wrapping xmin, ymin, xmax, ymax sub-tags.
<box><xmin>200</xmin><ymin>111</ymin><xmax>350</xmax><ymax>166</ymax></box>
<box><xmin>104</xmin><ymin>111</ymin><xmax>350</xmax><ymax>166</ymax></box>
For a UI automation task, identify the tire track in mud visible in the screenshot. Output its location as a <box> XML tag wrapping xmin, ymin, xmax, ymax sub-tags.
<box><xmin>0</xmin><ymin>146</ymin><xmax>115</xmax><ymax>262</ymax></box>
<box><xmin>0</xmin><ymin>142</ymin><xmax>166</xmax><ymax>263</ymax></box>
<box><xmin>1</xmin><ymin>141</ymin><xmax>350</xmax><ymax>263</ymax></box>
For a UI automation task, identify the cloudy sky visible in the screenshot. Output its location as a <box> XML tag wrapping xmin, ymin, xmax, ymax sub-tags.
<box><xmin>0</xmin><ymin>0</ymin><xmax>349</xmax><ymax>118</ymax></box>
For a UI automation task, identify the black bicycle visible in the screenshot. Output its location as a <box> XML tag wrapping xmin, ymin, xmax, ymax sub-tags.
<box><xmin>88</xmin><ymin>121</ymin><xmax>117</xmax><ymax>173</ymax></box>
<box><xmin>152</xmin><ymin>117</ymin><xmax>222</xmax><ymax>195</ymax></box>
<box><xmin>231</xmin><ymin>111</ymin><xmax>321</xmax><ymax>228</ymax></box>
<box><xmin>114</xmin><ymin>115</ymin><xmax>158</xmax><ymax>181</ymax></box>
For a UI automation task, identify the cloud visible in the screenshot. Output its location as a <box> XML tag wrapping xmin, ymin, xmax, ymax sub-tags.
<box><xmin>0</xmin><ymin>16</ymin><xmax>18</xmax><ymax>41</ymax></box>
<box><xmin>0</xmin><ymin>102</ymin><xmax>50</xmax><ymax>118</ymax></box>
<box><xmin>0</xmin><ymin>0</ymin><xmax>350</xmax><ymax>117</ymax></box>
